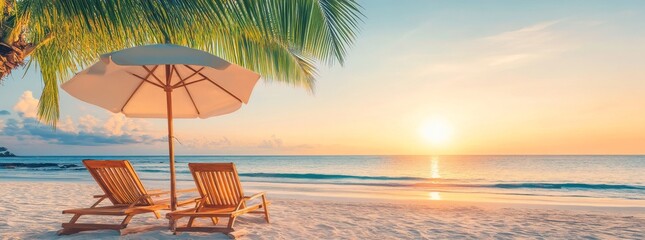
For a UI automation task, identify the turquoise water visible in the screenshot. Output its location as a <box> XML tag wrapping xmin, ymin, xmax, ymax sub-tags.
<box><xmin>1</xmin><ymin>155</ymin><xmax>644</xmax><ymax>204</ymax></box>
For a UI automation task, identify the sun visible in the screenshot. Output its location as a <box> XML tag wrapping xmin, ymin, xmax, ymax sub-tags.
<box><xmin>420</xmin><ymin>119</ymin><xmax>454</xmax><ymax>145</ymax></box>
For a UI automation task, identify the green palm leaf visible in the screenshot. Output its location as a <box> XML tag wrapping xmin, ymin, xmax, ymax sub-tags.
<box><xmin>9</xmin><ymin>0</ymin><xmax>363</xmax><ymax>126</ymax></box>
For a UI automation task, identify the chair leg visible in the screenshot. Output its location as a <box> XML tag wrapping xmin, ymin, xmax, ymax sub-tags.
<box><xmin>59</xmin><ymin>213</ymin><xmax>131</xmax><ymax>235</ymax></box>
<box><xmin>226</xmin><ymin>216</ymin><xmax>237</xmax><ymax>230</ymax></box>
<box><xmin>187</xmin><ymin>217</ymin><xmax>196</xmax><ymax>227</ymax></box>
<box><xmin>69</xmin><ymin>214</ymin><xmax>82</xmax><ymax>224</ymax></box>
<box><xmin>121</xmin><ymin>215</ymin><xmax>134</xmax><ymax>228</ymax></box>
<box><xmin>118</xmin><ymin>215</ymin><xmax>134</xmax><ymax>235</ymax></box>
<box><xmin>153</xmin><ymin>211</ymin><xmax>161</xmax><ymax>219</ymax></box>
<box><xmin>57</xmin><ymin>228</ymin><xmax>82</xmax><ymax>235</ymax></box>
<box><xmin>57</xmin><ymin>214</ymin><xmax>82</xmax><ymax>235</ymax></box>
<box><xmin>262</xmin><ymin>195</ymin><xmax>271</xmax><ymax>223</ymax></box>
<box><xmin>169</xmin><ymin>218</ymin><xmax>177</xmax><ymax>235</ymax></box>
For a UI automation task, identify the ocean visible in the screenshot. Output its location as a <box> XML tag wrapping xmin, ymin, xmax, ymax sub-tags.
<box><xmin>1</xmin><ymin>155</ymin><xmax>644</xmax><ymax>207</ymax></box>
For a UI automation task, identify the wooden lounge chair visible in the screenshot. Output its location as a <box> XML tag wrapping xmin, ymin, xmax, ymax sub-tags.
<box><xmin>166</xmin><ymin>163</ymin><xmax>270</xmax><ymax>234</ymax></box>
<box><xmin>58</xmin><ymin>159</ymin><xmax>196</xmax><ymax>235</ymax></box>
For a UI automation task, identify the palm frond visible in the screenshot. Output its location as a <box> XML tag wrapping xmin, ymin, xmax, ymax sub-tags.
<box><xmin>17</xmin><ymin>0</ymin><xmax>363</xmax><ymax>126</ymax></box>
<box><xmin>0</xmin><ymin>1</ymin><xmax>5</xmax><ymax>17</ymax></box>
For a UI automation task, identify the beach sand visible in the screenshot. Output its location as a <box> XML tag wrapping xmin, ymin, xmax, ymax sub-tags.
<box><xmin>1</xmin><ymin>182</ymin><xmax>643</xmax><ymax>239</ymax></box>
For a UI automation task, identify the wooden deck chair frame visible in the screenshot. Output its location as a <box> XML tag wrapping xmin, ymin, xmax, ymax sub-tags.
<box><xmin>166</xmin><ymin>163</ymin><xmax>270</xmax><ymax>234</ymax></box>
<box><xmin>58</xmin><ymin>159</ymin><xmax>196</xmax><ymax>235</ymax></box>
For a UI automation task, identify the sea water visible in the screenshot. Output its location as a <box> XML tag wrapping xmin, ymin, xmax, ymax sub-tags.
<box><xmin>1</xmin><ymin>155</ymin><xmax>644</xmax><ymax>206</ymax></box>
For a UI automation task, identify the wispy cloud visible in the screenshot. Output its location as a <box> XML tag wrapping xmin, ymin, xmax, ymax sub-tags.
<box><xmin>484</xmin><ymin>20</ymin><xmax>560</xmax><ymax>47</ymax></box>
<box><xmin>255</xmin><ymin>135</ymin><xmax>313</xmax><ymax>151</ymax></box>
<box><xmin>1</xmin><ymin>91</ymin><xmax>162</xmax><ymax>146</ymax></box>
<box><xmin>180</xmin><ymin>136</ymin><xmax>232</xmax><ymax>149</ymax></box>
<box><xmin>417</xmin><ymin>20</ymin><xmax>569</xmax><ymax>77</ymax></box>
<box><xmin>485</xmin><ymin>53</ymin><xmax>537</xmax><ymax>67</ymax></box>
<box><xmin>481</xmin><ymin>20</ymin><xmax>564</xmax><ymax>67</ymax></box>
<box><xmin>258</xmin><ymin>135</ymin><xmax>284</xmax><ymax>148</ymax></box>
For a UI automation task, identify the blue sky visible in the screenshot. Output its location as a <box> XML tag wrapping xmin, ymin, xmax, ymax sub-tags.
<box><xmin>2</xmin><ymin>0</ymin><xmax>645</xmax><ymax>155</ymax></box>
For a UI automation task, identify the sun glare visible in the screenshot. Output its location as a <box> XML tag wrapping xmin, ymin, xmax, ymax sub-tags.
<box><xmin>428</xmin><ymin>191</ymin><xmax>441</xmax><ymax>201</ymax></box>
<box><xmin>420</xmin><ymin>119</ymin><xmax>454</xmax><ymax>145</ymax></box>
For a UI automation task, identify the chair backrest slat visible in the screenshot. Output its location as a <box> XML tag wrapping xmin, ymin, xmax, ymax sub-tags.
<box><xmin>83</xmin><ymin>160</ymin><xmax>151</xmax><ymax>206</ymax></box>
<box><xmin>189</xmin><ymin>163</ymin><xmax>244</xmax><ymax>208</ymax></box>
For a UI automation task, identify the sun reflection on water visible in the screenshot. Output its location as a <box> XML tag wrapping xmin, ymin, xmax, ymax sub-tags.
<box><xmin>430</xmin><ymin>156</ymin><xmax>441</xmax><ymax>179</ymax></box>
<box><xmin>428</xmin><ymin>191</ymin><xmax>441</xmax><ymax>200</ymax></box>
<box><xmin>427</xmin><ymin>157</ymin><xmax>442</xmax><ymax>200</ymax></box>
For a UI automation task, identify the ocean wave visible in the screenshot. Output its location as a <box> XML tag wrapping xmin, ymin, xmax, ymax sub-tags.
<box><xmin>236</xmin><ymin>179</ymin><xmax>645</xmax><ymax>191</ymax></box>
<box><xmin>238</xmin><ymin>173</ymin><xmax>430</xmax><ymax>181</ymax></box>
<box><xmin>215</xmin><ymin>173</ymin><xmax>645</xmax><ymax>190</ymax></box>
<box><xmin>0</xmin><ymin>163</ymin><xmax>81</xmax><ymax>169</ymax></box>
<box><xmin>3</xmin><ymin>164</ymin><xmax>644</xmax><ymax>191</ymax></box>
<box><xmin>412</xmin><ymin>182</ymin><xmax>645</xmax><ymax>190</ymax></box>
<box><xmin>137</xmin><ymin>171</ymin><xmax>439</xmax><ymax>181</ymax></box>
<box><xmin>491</xmin><ymin>183</ymin><xmax>645</xmax><ymax>190</ymax></box>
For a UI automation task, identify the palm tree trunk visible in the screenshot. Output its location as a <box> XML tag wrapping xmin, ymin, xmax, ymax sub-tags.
<box><xmin>0</xmin><ymin>0</ymin><xmax>24</xmax><ymax>82</ymax></box>
<box><xmin>0</xmin><ymin>0</ymin><xmax>52</xmax><ymax>83</ymax></box>
<box><xmin>0</xmin><ymin>35</ymin><xmax>30</xmax><ymax>81</ymax></box>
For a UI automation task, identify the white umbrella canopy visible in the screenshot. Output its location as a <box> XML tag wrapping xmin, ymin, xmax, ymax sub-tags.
<box><xmin>62</xmin><ymin>44</ymin><xmax>260</xmax><ymax>211</ymax></box>
<box><xmin>63</xmin><ymin>44</ymin><xmax>260</xmax><ymax>118</ymax></box>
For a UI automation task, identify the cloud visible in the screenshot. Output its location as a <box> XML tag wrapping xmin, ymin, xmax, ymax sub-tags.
<box><xmin>484</xmin><ymin>20</ymin><xmax>560</xmax><ymax>47</ymax></box>
<box><xmin>0</xmin><ymin>110</ymin><xmax>9</xmax><ymax>116</ymax></box>
<box><xmin>2</xmin><ymin>118</ymin><xmax>161</xmax><ymax>146</ymax></box>
<box><xmin>480</xmin><ymin>20</ymin><xmax>565</xmax><ymax>67</ymax></box>
<box><xmin>255</xmin><ymin>135</ymin><xmax>315</xmax><ymax>150</ymax></box>
<box><xmin>103</xmin><ymin>114</ymin><xmax>151</xmax><ymax>136</ymax></box>
<box><xmin>258</xmin><ymin>135</ymin><xmax>283</xmax><ymax>149</ymax></box>
<box><xmin>57</xmin><ymin>116</ymin><xmax>77</xmax><ymax>133</ymax></box>
<box><xmin>172</xmin><ymin>135</ymin><xmax>314</xmax><ymax>153</ymax></box>
<box><xmin>78</xmin><ymin>115</ymin><xmax>100</xmax><ymax>132</ymax></box>
<box><xmin>486</xmin><ymin>53</ymin><xmax>537</xmax><ymax>67</ymax></box>
<box><xmin>13</xmin><ymin>91</ymin><xmax>39</xmax><ymax>118</ymax></box>
<box><xmin>1</xmin><ymin>91</ymin><xmax>163</xmax><ymax>146</ymax></box>
<box><xmin>181</xmin><ymin>136</ymin><xmax>232</xmax><ymax>149</ymax></box>
<box><xmin>418</xmin><ymin>20</ymin><xmax>569</xmax><ymax>77</ymax></box>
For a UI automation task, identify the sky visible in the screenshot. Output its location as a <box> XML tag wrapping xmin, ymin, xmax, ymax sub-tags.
<box><xmin>2</xmin><ymin>0</ymin><xmax>645</xmax><ymax>155</ymax></box>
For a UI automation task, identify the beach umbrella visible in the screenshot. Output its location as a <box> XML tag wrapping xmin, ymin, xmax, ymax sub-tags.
<box><xmin>61</xmin><ymin>44</ymin><xmax>260</xmax><ymax>211</ymax></box>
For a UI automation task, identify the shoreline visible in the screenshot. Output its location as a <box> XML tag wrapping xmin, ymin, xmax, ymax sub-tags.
<box><xmin>1</xmin><ymin>181</ymin><xmax>644</xmax><ymax>239</ymax></box>
<box><xmin>2</xmin><ymin>177</ymin><xmax>644</xmax><ymax>214</ymax></box>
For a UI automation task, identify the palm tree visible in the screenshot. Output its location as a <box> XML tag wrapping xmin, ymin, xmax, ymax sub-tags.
<box><xmin>0</xmin><ymin>0</ymin><xmax>363</xmax><ymax>125</ymax></box>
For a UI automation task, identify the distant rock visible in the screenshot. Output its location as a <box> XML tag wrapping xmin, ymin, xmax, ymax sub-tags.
<box><xmin>0</xmin><ymin>146</ymin><xmax>16</xmax><ymax>157</ymax></box>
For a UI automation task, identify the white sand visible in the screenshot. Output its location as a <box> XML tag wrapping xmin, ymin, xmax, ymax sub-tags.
<box><xmin>0</xmin><ymin>182</ymin><xmax>643</xmax><ymax>239</ymax></box>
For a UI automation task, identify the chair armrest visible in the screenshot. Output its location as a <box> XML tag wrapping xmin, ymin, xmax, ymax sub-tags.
<box><xmin>145</xmin><ymin>191</ymin><xmax>170</xmax><ymax>197</ymax></box>
<box><xmin>243</xmin><ymin>192</ymin><xmax>266</xmax><ymax>201</ymax></box>
<box><xmin>131</xmin><ymin>189</ymin><xmax>199</xmax><ymax>208</ymax></box>
<box><xmin>234</xmin><ymin>192</ymin><xmax>267</xmax><ymax>211</ymax></box>
<box><xmin>146</xmin><ymin>189</ymin><xmax>166</xmax><ymax>195</ymax></box>
<box><xmin>146</xmin><ymin>188</ymin><xmax>197</xmax><ymax>197</ymax></box>
<box><xmin>177</xmin><ymin>188</ymin><xmax>198</xmax><ymax>194</ymax></box>
<box><xmin>91</xmin><ymin>195</ymin><xmax>108</xmax><ymax>208</ymax></box>
<box><xmin>177</xmin><ymin>197</ymin><xmax>201</xmax><ymax>207</ymax></box>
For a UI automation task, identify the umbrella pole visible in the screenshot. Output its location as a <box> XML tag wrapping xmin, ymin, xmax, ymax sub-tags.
<box><xmin>165</xmin><ymin>68</ymin><xmax>177</xmax><ymax>212</ymax></box>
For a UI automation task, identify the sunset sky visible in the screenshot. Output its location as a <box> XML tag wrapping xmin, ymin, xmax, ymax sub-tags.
<box><xmin>1</xmin><ymin>0</ymin><xmax>645</xmax><ymax>155</ymax></box>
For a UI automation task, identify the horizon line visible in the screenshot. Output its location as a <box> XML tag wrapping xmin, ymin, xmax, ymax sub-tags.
<box><xmin>8</xmin><ymin>154</ymin><xmax>645</xmax><ymax>157</ymax></box>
